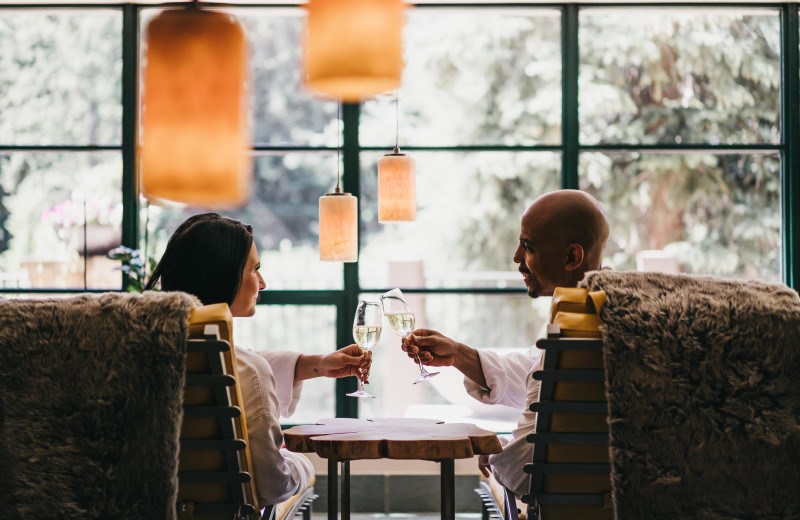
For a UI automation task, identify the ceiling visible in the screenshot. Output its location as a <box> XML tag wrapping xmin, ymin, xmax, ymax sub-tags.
<box><xmin>0</xmin><ymin>0</ymin><xmax>796</xmax><ymax>5</ymax></box>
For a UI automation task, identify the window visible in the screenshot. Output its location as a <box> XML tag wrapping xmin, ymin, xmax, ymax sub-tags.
<box><xmin>234</xmin><ymin>305</ymin><xmax>337</xmax><ymax>424</ymax></box>
<box><xmin>0</xmin><ymin>9</ymin><xmax>122</xmax><ymax>290</ymax></box>
<box><xmin>578</xmin><ymin>8</ymin><xmax>782</xmax><ymax>281</ymax></box>
<box><xmin>1</xmin><ymin>3</ymin><xmax>797</xmax><ymax>429</ymax></box>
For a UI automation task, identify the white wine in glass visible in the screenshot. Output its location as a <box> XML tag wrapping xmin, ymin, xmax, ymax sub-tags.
<box><xmin>346</xmin><ymin>300</ymin><xmax>382</xmax><ymax>398</ymax></box>
<box><xmin>381</xmin><ymin>288</ymin><xmax>439</xmax><ymax>384</ymax></box>
<box><xmin>386</xmin><ymin>312</ymin><xmax>415</xmax><ymax>337</ymax></box>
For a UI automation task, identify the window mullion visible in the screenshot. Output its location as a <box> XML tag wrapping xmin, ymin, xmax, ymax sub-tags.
<box><xmin>121</xmin><ymin>3</ymin><xmax>140</xmax><ymax>286</ymax></box>
<box><xmin>561</xmin><ymin>4</ymin><xmax>579</xmax><ymax>189</ymax></box>
<box><xmin>782</xmin><ymin>5</ymin><xmax>800</xmax><ymax>290</ymax></box>
<box><xmin>336</xmin><ymin>101</ymin><xmax>361</xmax><ymax>418</ymax></box>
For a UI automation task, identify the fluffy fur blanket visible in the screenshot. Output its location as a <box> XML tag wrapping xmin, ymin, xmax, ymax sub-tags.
<box><xmin>580</xmin><ymin>271</ymin><xmax>800</xmax><ymax>520</ymax></box>
<box><xmin>0</xmin><ymin>292</ymin><xmax>199</xmax><ymax>520</ymax></box>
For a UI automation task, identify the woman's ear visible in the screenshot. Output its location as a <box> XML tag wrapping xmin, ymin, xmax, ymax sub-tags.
<box><xmin>565</xmin><ymin>243</ymin><xmax>585</xmax><ymax>271</ymax></box>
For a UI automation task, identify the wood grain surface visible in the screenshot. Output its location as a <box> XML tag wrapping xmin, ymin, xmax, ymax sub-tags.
<box><xmin>283</xmin><ymin>418</ymin><xmax>502</xmax><ymax>460</ymax></box>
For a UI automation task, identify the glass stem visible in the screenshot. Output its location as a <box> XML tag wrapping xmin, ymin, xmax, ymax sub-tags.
<box><xmin>406</xmin><ymin>335</ymin><xmax>429</xmax><ymax>374</ymax></box>
<box><xmin>414</xmin><ymin>353</ymin><xmax>427</xmax><ymax>372</ymax></box>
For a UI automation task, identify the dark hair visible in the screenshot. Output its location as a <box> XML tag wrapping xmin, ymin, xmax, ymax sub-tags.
<box><xmin>144</xmin><ymin>213</ymin><xmax>254</xmax><ymax>306</ymax></box>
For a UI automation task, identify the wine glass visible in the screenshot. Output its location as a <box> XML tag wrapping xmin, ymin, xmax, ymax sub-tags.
<box><xmin>346</xmin><ymin>300</ymin><xmax>382</xmax><ymax>398</ymax></box>
<box><xmin>380</xmin><ymin>288</ymin><xmax>439</xmax><ymax>384</ymax></box>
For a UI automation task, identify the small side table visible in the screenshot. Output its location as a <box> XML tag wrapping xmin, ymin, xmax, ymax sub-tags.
<box><xmin>284</xmin><ymin>418</ymin><xmax>502</xmax><ymax>520</ymax></box>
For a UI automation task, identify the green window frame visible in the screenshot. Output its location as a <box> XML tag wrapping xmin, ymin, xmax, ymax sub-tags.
<box><xmin>1</xmin><ymin>2</ymin><xmax>798</xmax><ymax>420</ymax></box>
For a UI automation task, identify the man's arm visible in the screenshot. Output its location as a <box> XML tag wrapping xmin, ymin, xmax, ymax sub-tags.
<box><xmin>403</xmin><ymin>329</ymin><xmax>487</xmax><ymax>389</ymax></box>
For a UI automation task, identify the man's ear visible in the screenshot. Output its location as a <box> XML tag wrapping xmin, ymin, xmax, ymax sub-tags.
<box><xmin>565</xmin><ymin>243</ymin><xmax>584</xmax><ymax>271</ymax></box>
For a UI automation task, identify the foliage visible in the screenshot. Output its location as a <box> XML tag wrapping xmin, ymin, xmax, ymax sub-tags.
<box><xmin>0</xmin><ymin>11</ymin><xmax>122</xmax><ymax>272</ymax></box>
<box><xmin>106</xmin><ymin>246</ymin><xmax>157</xmax><ymax>293</ymax></box>
<box><xmin>577</xmin><ymin>10</ymin><xmax>781</xmax><ymax>278</ymax></box>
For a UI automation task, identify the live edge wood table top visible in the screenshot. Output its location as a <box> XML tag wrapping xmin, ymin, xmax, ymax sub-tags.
<box><xmin>284</xmin><ymin>418</ymin><xmax>502</xmax><ymax>520</ymax></box>
<box><xmin>284</xmin><ymin>417</ymin><xmax>502</xmax><ymax>460</ymax></box>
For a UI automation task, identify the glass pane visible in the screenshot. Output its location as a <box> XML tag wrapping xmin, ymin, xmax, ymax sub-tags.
<box><xmin>0</xmin><ymin>152</ymin><xmax>123</xmax><ymax>289</ymax></box>
<box><xmin>240</xmin><ymin>9</ymin><xmax>338</xmax><ymax>146</ymax></box>
<box><xmin>0</xmin><ymin>9</ymin><xmax>122</xmax><ymax>146</ymax></box>
<box><xmin>143</xmin><ymin>153</ymin><xmax>343</xmax><ymax>290</ymax></box>
<box><xmin>233</xmin><ymin>304</ymin><xmax>337</xmax><ymax>424</ymax></box>
<box><xmin>360</xmin><ymin>8</ymin><xmax>562</xmax><ymax>148</ymax></box>
<box><xmin>359</xmin><ymin>151</ymin><xmax>561</xmax><ymax>289</ymax></box>
<box><xmin>359</xmin><ymin>292</ymin><xmax>550</xmax><ymax>432</ymax></box>
<box><xmin>139</xmin><ymin>8</ymin><xmax>337</xmax><ymax>147</ymax></box>
<box><xmin>579</xmin><ymin>8</ymin><xmax>780</xmax><ymax>145</ymax></box>
<box><xmin>580</xmin><ymin>152</ymin><xmax>781</xmax><ymax>281</ymax></box>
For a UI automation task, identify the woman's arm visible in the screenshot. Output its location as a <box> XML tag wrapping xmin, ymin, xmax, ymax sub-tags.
<box><xmin>294</xmin><ymin>344</ymin><xmax>372</xmax><ymax>381</ymax></box>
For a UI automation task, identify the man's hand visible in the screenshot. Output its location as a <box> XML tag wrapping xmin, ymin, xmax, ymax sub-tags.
<box><xmin>403</xmin><ymin>329</ymin><xmax>487</xmax><ymax>388</ymax></box>
<box><xmin>402</xmin><ymin>329</ymin><xmax>461</xmax><ymax>367</ymax></box>
<box><xmin>478</xmin><ymin>436</ymin><xmax>507</xmax><ymax>478</ymax></box>
<box><xmin>478</xmin><ymin>454</ymin><xmax>492</xmax><ymax>478</ymax></box>
<box><xmin>296</xmin><ymin>345</ymin><xmax>372</xmax><ymax>382</ymax></box>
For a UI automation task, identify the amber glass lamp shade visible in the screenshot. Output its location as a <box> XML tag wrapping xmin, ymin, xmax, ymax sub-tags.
<box><xmin>140</xmin><ymin>9</ymin><xmax>251</xmax><ymax>207</ymax></box>
<box><xmin>378</xmin><ymin>149</ymin><xmax>416</xmax><ymax>222</ymax></box>
<box><xmin>319</xmin><ymin>187</ymin><xmax>358</xmax><ymax>262</ymax></box>
<box><xmin>303</xmin><ymin>0</ymin><xmax>404</xmax><ymax>102</ymax></box>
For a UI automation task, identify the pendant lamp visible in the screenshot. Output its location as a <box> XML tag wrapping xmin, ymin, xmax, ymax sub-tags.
<box><xmin>139</xmin><ymin>6</ymin><xmax>251</xmax><ymax>208</ymax></box>
<box><xmin>378</xmin><ymin>92</ymin><xmax>416</xmax><ymax>222</ymax></box>
<box><xmin>303</xmin><ymin>0</ymin><xmax>405</xmax><ymax>102</ymax></box>
<box><xmin>319</xmin><ymin>104</ymin><xmax>358</xmax><ymax>262</ymax></box>
<box><xmin>319</xmin><ymin>184</ymin><xmax>358</xmax><ymax>262</ymax></box>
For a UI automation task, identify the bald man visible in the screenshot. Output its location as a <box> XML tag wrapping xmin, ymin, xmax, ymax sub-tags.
<box><xmin>403</xmin><ymin>190</ymin><xmax>610</xmax><ymax>497</ymax></box>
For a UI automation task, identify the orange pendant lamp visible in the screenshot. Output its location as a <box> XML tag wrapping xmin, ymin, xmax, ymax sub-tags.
<box><xmin>319</xmin><ymin>105</ymin><xmax>358</xmax><ymax>262</ymax></box>
<box><xmin>139</xmin><ymin>7</ymin><xmax>252</xmax><ymax>208</ymax></box>
<box><xmin>303</xmin><ymin>0</ymin><xmax>405</xmax><ymax>102</ymax></box>
<box><xmin>319</xmin><ymin>184</ymin><xmax>358</xmax><ymax>262</ymax></box>
<box><xmin>378</xmin><ymin>92</ymin><xmax>415</xmax><ymax>222</ymax></box>
<box><xmin>378</xmin><ymin>148</ymin><xmax>416</xmax><ymax>222</ymax></box>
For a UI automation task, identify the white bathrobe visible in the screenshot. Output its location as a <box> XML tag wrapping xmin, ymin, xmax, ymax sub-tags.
<box><xmin>463</xmin><ymin>347</ymin><xmax>544</xmax><ymax>498</ymax></box>
<box><xmin>235</xmin><ymin>347</ymin><xmax>315</xmax><ymax>506</ymax></box>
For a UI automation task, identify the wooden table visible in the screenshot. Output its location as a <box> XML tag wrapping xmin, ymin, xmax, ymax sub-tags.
<box><xmin>283</xmin><ymin>418</ymin><xmax>502</xmax><ymax>520</ymax></box>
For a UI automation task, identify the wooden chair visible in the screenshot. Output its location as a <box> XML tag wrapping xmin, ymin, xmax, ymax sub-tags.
<box><xmin>274</xmin><ymin>485</ymin><xmax>317</xmax><ymax>520</ymax></box>
<box><xmin>476</xmin><ymin>475</ymin><xmax>521</xmax><ymax>520</ymax></box>
<box><xmin>521</xmin><ymin>288</ymin><xmax>612</xmax><ymax>520</ymax></box>
<box><xmin>180</xmin><ymin>303</ymin><xmax>318</xmax><ymax>520</ymax></box>
<box><xmin>179</xmin><ymin>303</ymin><xmax>263</xmax><ymax>520</ymax></box>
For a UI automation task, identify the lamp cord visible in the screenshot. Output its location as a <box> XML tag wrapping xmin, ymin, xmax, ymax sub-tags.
<box><xmin>337</xmin><ymin>100</ymin><xmax>341</xmax><ymax>189</ymax></box>
<box><xmin>395</xmin><ymin>89</ymin><xmax>399</xmax><ymax>150</ymax></box>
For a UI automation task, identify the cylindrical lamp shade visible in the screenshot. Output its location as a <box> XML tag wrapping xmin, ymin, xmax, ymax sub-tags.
<box><xmin>378</xmin><ymin>153</ymin><xmax>416</xmax><ymax>222</ymax></box>
<box><xmin>319</xmin><ymin>192</ymin><xmax>358</xmax><ymax>262</ymax></box>
<box><xmin>140</xmin><ymin>9</ymin><xmax>251</xmax><ymax>207</ymax></box>
<box><xmin>304</xmin><ymin>0</ymin><xmax>404</xmax><ymax>102</ymax></box>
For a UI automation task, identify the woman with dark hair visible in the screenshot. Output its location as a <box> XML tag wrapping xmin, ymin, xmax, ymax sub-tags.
<box><xmin>145</xmin><ymin>213</ymin><xmax>370</xmax><ymax>506</ymax></box>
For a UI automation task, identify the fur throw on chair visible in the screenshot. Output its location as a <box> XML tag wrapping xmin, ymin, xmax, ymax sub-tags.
<box><xmin>581</xmin><ymin>271</ymin><xmax>800</xmax><ymax>520</ymax></box>
<box><xmin>0</xmin><ymin>292</ymin><xmax>199</xmax><ymax>520</ymax></box>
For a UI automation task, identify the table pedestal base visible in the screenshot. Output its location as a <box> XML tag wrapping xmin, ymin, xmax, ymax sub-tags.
<box><xmin>327</xmin><ymin>458</ymin><xmax>456</xmax><ymax>520</ymax></box>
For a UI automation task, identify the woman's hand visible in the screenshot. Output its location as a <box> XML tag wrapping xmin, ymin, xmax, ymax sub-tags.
<box><xmin>296</xmin><ymin>345</ymin><xmax>372</xmax><ymax>382</ymax></box>
<box><xmin>321</xmin><ymin>344</ymin><xmax>372</xmax><ymax>381</ymax></box>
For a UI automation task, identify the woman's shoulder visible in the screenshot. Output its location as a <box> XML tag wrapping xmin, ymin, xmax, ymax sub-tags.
<box><xmin>235</xmin><ymin>346</ymin><xmax>275</xmax><ymax>377</ymax></box>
